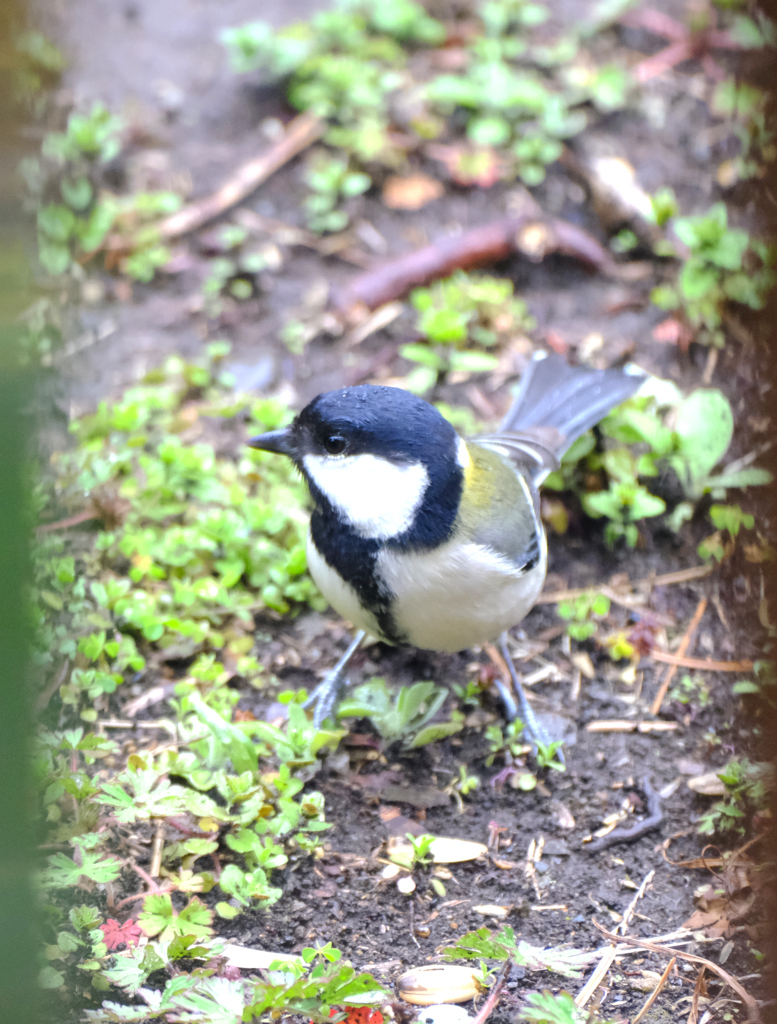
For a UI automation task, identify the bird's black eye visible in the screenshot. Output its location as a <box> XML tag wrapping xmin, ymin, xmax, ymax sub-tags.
<box><xmin>324</xmin><ymin>434</ymin><xmax>346</xmax><ymax>455</ymax></box>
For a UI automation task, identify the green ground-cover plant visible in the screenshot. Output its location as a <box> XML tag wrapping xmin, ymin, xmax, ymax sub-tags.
<box><xmin>711</xmin><ymin>78</ymin><xmax>775</xmax><ymax>185</ymax></box>
<box><xmin>25</xmin><ymin>99</ymin><xmax>185</xmax><ymax>284</ymax></box>
<box><xmin>35</xmin><ymin>344</ymin><xmax>324</xmax><ymax>719</ymax></box>
<box><xmin>519</xmin><ymin>991</ymin><xmax>616</xmax><ymax>1023</ymax></box>
<box><xmin>73</xmin><ymin>939</ymin><xmax>387</xmax><ymax>1023</ymax></box>
<box><xmin>545</xmin><ymin>381</ymin><xmax>771</xmax><ymax>549</ymax></box>
<box><xmin>223</xmin><ymin>0</ymin><xmax>630</xmax><ymax>227</ymax></box>
<box><xmin>697</xmin><ymin>758</ymin><xmax>773</xmax><ymax>835</ymax></box>
<box><xmin>557</xmin><ymin>592</ymin><xmax>610</xmax><ymax>641</ymax></box>
<box><xmin>651</xmin><ymin>202</ymin><xmax>776</xmax><ymax>346</ymax></box>
<box><xmin>222</xmin><ymin>0</ymin><xmax>444</xmax><ymax>168</ymax></box>
<box><xmin>36</xmin><ymin>706</ymin><xmax>347</xmax><ymax>1006</ymax></box>
<box><xmin>33</xmin><ymin>349</ymin><xmax>365</xmax><ymax>1014</ymax></box>
<box><xmin>401</xmin><ymin>271</ymin><xmax>535</xmax><ymax>394</ymax></box>
<box><xmin>18</xmin><ymin>56</ymin><xmax>187</xmax><ymax>293</ymax></box>
<box><xmin>442</xmin><ymin>925</ymin><xmax>586</xmax><ymax>977</ymax></box>
<box><xmin>303</xmin><ymin>151</ymin><xmax>372</xmax><ymax>233</ymax></box>
<box><xmin>484</xmin><ymin>719</ymin><xmax>529</xmax><ymax>768</ymax></box>
<box><xmin>22</xmin><ymin>101</ymin><xmax>124</xmax><ymax>276</ymax></box>
<box><xmin>338</xmin><ymin>677</ymin><xmax>463</xmax><ymax>747</ymax></box>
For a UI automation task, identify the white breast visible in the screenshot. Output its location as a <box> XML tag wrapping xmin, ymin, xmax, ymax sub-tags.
<box><xmin>303</xmin><ymin>453</ymin><xmax>429</xmax><ymax>540</ymax></box>
<box><xmin>377</xmin><ymin>538</ymin><xmax>547</xmax><ymax>652</ymax></box>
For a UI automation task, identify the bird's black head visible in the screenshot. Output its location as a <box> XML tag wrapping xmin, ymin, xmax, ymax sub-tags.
<box><xmin>248</xmin><ymin>384</ymin><xmax>465</xmax><ymax>545</ymax></box>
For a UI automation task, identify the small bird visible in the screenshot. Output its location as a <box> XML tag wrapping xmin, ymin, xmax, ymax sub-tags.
<box><xmin>248</xmin><ymin>351</ymin><xmax>644</xmax><ymax>744</ymax></box>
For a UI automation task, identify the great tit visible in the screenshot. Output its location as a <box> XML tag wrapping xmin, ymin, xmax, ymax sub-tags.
<box><xmin>248</xmin><ymin>351</ymin><xmax>645</xmax><ymax>743</ymax></box>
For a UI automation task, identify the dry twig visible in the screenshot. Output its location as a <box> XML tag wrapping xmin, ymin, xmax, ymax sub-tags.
<box><xmin>688</xmin><ymin>965</ymin><xmax>708</xmax><ymax>1024</ymax></box>
<box><xmin>103</xmin><ymin>113</ymin><xmax>324</xmax><ymax>255</ymax></box>
<box><xmin>149</xmin><ymin>819</ymin><xmax>166</xmax><ymax>879</ymax></box>
<box><xmin>157</xmin><ymin>113</ymin><xmax>324</xmax><ymax>240</ymax></box>
<box><xmin>592</xmin><ymin>920</ymin><xmax>763</xmax><ymax>1023</ymax></box>
<box><xmin>632</xmin><ymin>956</ymin><xmax>676</xmax><ymax>1024</ymax></box>
<box><xmin>650</xmin><ymin>597</ymin><xmax>707</xmax><ymax>715</ymax></box>
<box><xmin>471</xmin><ymin>957</ymin><xmax>512</xmax><ymax>1024</ymax></box>
<box><xmin>585</xmin><ymin>720</ymin><xmax>678</xmax><ymax>733</ymax></box>
<box><xmin>575</xmin><ymin>869</ymin><xmax>654</xmax><ymax>1008</ymax></box>
<box><xmin>651</xmin><ymin>651</ymin><xmax>753</xmax><ymax>673</ymax></box>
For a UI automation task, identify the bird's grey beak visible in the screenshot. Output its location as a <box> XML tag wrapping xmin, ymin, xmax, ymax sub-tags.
<box><xmin>247</xmin><ymin>427</ymin><xmax>297</xmax><ymax>458</ymax></box>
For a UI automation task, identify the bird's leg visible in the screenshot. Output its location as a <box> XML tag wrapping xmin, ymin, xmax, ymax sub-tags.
<box><xmin>498</xmin><ymin>632</ymin><xmax>563</xmax><ymax>762</ymax></box>
<box><xmin>303</xmin><ymin>630</ymin><xmax>366</xmax><ymax>728</ymax></box>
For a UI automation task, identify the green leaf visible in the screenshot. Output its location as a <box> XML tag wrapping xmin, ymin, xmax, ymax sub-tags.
<box><xmin>61</xmin><ymin>176</ymin><xmax>93</xmax><ymax>210</ymax></box>
<box><xmin>467</xmin><ymin>115</ymin><xmax>511</xmax><ymax>146</ymax></box>
<box><xmin>400</xmin><ymin>343</ymin><xmax>445</xmax><ymax>369</ymax></box>
<box><xmin>39</xmin><ymin>966</ymin><xmax>65</xmax><ymax>989</ymax></box>
<box><xmin>679</xmin><ymin>258</ymin><xmax>719</xmax><ymax>300</ymax></box>
<box><xmin>176</xmin><ymin>896</ymin><xmax>214</xmax><ymax>939</ymax></box>
<box><xmin>408</xmin><ymin>720</ymin><xmax>464</xmax><ymax>747</ymax></box>
<box><xmin>733</xmin><ymin>680</ymin><xmax>760</xmax><ymax>695</ymax></box>
<box><xmin>673</xmin><ymin>389</ymin><xmax>733</xmax><ymax>485</ymax></box>
<box><xmin>705</xmin><ymin>467</ymin><xmax>772</xmax><ymax>491</ymax></box>
<box><xmin>38</xmin><ymin>204</ymin><xmax>76</xmax><ymax>241</ymax></box>
<box><xmin>38</xmin><ymin>240</ymin><xmax>71</xmax><ymax>275</ymax></box>
<box><xmin>449</xmin><ymin>350</ymin><xmax>499</xmax><ymax>374</ymax></box>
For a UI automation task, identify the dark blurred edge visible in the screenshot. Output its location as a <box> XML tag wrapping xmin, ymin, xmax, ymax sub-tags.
<box><xmin>758</xmin><ymin>3</ymin><xmax>777</xmax><ymax>1019</ymax></box>
<box><xmin>0</xmin><ymin>1</ymin><xmax>40</xmax><ymax>1023</ymax></box>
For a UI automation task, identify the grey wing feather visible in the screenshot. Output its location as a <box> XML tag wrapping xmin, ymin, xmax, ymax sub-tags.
<box><xmin>475</xmin><ymin>350</ymin><xmax>646</xmax><ymax>485</ymax></box>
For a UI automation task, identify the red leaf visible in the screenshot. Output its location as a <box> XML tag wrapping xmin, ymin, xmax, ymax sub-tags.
<box><xmin>101</xmin><ymin>918</ymin><xmax>142</xmax><ymax>950</ymax></box>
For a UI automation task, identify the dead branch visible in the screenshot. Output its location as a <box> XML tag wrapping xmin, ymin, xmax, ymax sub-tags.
<box><xmin>157</xmin><ymin>112</ymin><xmax>324</xmax><ymax>240</ymax></box>
<box><xmin>331</xmin><ymin>214</ymin><xmax>622</xmax><ymax>313</ymax></box>
<box><xmin>103</xmin><ymin>113</ymin><xmax>324</xmax><ymax>255</ymax></box>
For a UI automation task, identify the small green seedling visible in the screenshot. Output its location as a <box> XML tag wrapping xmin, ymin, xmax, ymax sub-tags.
<box><xmin>557</xmin><ymin>593</ymin><xmax>610</xmax><ymax>641</ymax></box>
<box><xmin>442</xmin><ymin>925</ymin><xmax>586</xmax><ymax>978</ymax></box>
<box><xmin>697</xmin><ymin>758</ymin><xmax>773</xmax><ymax>836</ymax></box>
<box><xmin>652</xmin><ymin>203</ymin><xmax>775</xmax><ymax>346</ymax></box>
<box><xmin>338</xmin><ymin>677</ymin><xmax>462</xmax><ymax>747</ymax></box>
<box><xmin>303</xmin><ymin>151</ymin><xmax>371</xmax><ymax>233</ymax></box>
<box><xmin>535</xmin><ymin>740</ymin><xmax>566</xmax><ymax>772</ymax></box>
<box><xmin>484</xmin><ymin>719</ymin><xmax>528</xmax><ymax>767</ymax></box>
<box><xmin>519</xmin><ymin>990</ymin><xmax>617</xmax><ymax>1023</ymax></box>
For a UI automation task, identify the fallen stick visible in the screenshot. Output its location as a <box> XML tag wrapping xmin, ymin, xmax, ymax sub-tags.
<box><xmin>103</xmin><ymin>112</ymin><xmax>324</xmax><ymax>253</ymax></box>
<box><xmin>332</xmin><ymin>214</ymin><xmax>621</xmax><ymax>313</ymax></box>
<box><xmin>650</xmin><ymin>597</ymin><xmax>707</xmax><ymax>716</ymax></box>
<box><xmin>536</xmin><ymin>563</ymin><xmax>713</xmax><ymax>605</ymax></box>
<box><xmin>687</xmin><ymin>964</ymin><xmax>707</xmax><ymax>1024</ymax></box>
<box><xmin>575</xmin><ymin>869</ymin><xmax>654</xmax><ymax>1009</ymax></box>
<box><xmin>632</xmin><ymin>956</ymin><xmax>676</xmax><ymax>1024</ymax></box>
<box><xmin>158</xmin><ymin>112</ymin><xmax>324</xmax><ymax>240</ymax></box>
<box><xmin>471</xmin><ymin>958</ymin><xmax>511</xmax><ymax>1024</ymax></box>
<box><xmin>592</xmin><ymin>920</ymin><xmax>762</xmax><ymax>1023</ymax></box>
<box><xmin>585</xmin><ymin>720</ymin><xmax>678</xmax><ymax>733</ymax></box>
<box><xmin>651</xmin><ymin>651</ymin><xmax>753</xmax><ymax>673</ymax></box>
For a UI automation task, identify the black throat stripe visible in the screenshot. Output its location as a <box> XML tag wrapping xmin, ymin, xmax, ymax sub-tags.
<box><xmin>309</xmin><ymin>508</ymin><xmax>401</xmax><ymax>643</ymax></box>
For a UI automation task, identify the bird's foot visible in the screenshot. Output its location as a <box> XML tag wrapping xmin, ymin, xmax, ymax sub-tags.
<box><xmin>303</xmin><ymin>630</ymin><xmax>365</xmax><ymax>729</ymax></box>
<box><xmin>303</xmin><ymin>668</ymin><xmax>349</xmax><ymax>728</ymax></box>
<box><xmin>498</xmin><ymin>633</ymin><xmax>563</xmax><ymax>764</ymax></box>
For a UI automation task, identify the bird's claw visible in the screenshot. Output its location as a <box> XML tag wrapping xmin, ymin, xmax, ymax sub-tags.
<box><xmin>303</xmin><ymin>667</ymin><xmax>349</xmax><ymax>729</ymax></box>
<box><xmin>303</xmin><ymin>629</ymin><xmax>366</xmax><ymax>729</ymax></box>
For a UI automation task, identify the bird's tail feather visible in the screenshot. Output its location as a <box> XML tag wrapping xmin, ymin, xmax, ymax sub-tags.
<box><xmin>500</xmin><ymin>350</ymin><xmax>646</xmax><ymax>460</ymax></box>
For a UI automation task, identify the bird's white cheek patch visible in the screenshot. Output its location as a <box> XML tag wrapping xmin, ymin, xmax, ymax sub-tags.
<box><xmin>303</xmin><ymin>453</ymin><xmax>429</xmax><ymax>539</ymax></box>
